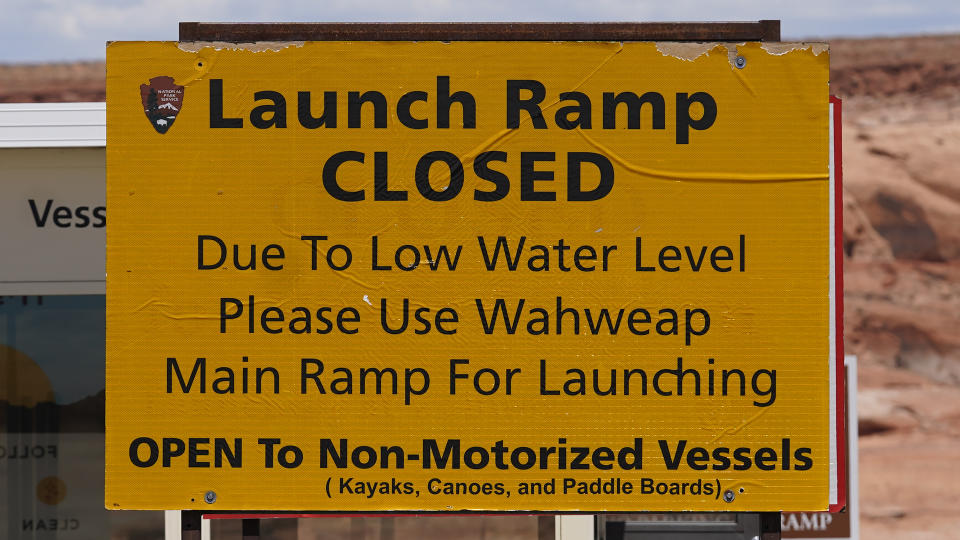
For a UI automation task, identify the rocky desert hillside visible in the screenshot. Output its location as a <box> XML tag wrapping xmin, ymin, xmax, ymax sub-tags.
<box><xmin>0</xmin><ymin>61</ymin><xmax>105</xmax><ymax>102</ymax></box>
<box><xmin>830</xmin><ymin>34</ymin><xmax>960</xmax><ymax>540</ymax></box>
<box><xmin>2</xmin><ymin>34</ymin><xmax>959</xmax><ymax>539</ymax></box>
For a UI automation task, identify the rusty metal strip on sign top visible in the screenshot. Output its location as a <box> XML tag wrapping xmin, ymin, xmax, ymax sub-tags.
<box><xmin>179</xmin><ymin>21</ymin><xmax>781</xmax><ymax>42</ymax></box>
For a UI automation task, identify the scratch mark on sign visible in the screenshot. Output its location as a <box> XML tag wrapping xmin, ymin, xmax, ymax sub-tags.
<box><xmin>708</xmin><ymin>408</ymin><xmax>771</xmax><ymax>443</ymax></box>
<box><xmin>455</xmin><ymin>43</ymin><xmax>625</xmax><ymax>172</ymax></box>
<box><xmin>731</xmin><ymin>67</ymin><xmax>758</xmax><ymax>97</ymax></box>
<box><xmin>133</xmin><ymin>298</ymin><xmax>172</xmax><ymax>313</ymax></box>
<box><xmin>574</xmin><ymin>129</ymin><xmax>828</xmax><ymax>183</ymax></box>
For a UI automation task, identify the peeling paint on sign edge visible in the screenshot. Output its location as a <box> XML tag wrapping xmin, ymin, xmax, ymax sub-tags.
<box><xmin>655</xmin><ymin>42</ymin><xmax>726</xmax><ymax>62</ymax></box>
<box><xmin>761</xmin><ymin>42</ymin><xmax>829</xmax><ymax>56</ymax></box>
<box><xmin>657</xmin><ymin>41</ymin><xmax>828</xmax><ymax>69</ymax></box>
<box><xmin>654</xmin><ymin>42</ymin><xmax>745</xmax><ymax>69</ymax></box>
<box><xmin>177</xmin><ymin>41</ymin><xmax>306</xmax><ymax>53</ymax></box>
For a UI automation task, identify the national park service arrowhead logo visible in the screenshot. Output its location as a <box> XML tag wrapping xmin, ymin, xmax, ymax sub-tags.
<box><xmin>140</xmin><ymin>76</ymin><xmax>184</xmax><ymax>134</ymax></box>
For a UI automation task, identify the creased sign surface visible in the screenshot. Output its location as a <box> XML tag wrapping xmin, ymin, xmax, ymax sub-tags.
<box><xmin>106</xmin><ymin>41</ymin><xmax>830</xmax><ymax>511</ymax></box>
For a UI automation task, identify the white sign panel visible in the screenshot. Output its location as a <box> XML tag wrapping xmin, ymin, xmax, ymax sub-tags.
<box><xmin>0</xmin><ymin>148</ymin><xmax>105</xmax><ymax>295</ymax></box>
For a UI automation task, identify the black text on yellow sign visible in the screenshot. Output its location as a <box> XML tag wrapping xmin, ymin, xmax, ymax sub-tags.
<box><xmin>106</xmin><ymin>40</ymin><xmax>831</xmax><ymax>511</ymax></box>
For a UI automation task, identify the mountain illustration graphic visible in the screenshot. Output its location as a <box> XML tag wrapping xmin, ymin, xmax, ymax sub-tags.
<box><xmin>1</xmin><ymin>345</ymin><xmax>103</xmax><ymax>433</ymax></box>
<box><xmin>159</xmin><ymin>102</ymin><xmax>179</xmax><ymax>112</ymax></box>
<box><xmin>1</xmin><ymin>390</ymin><xmax>105</xmax><ymax>433</ymax></box>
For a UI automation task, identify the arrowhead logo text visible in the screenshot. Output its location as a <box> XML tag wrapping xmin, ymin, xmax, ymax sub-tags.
<box><xmin>140</xmin><ymin>76</ymin><xmax>184</xmax><ymax>134</ymax></box>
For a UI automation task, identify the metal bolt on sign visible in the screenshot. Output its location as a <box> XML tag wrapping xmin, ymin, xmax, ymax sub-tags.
<box><xmin>735</xmin><ymin>55</ymin><xmax>747</xmax><ymax>68</ymax></box>
<box><xmin>724</xmin><ymin>489</ymin><xmax>736</xmax><ymax>503</ymax></box>
<box><xmin>204</xmin><ymin>491</ymin><xmax>217</xmax><ymax>504</ymax></box>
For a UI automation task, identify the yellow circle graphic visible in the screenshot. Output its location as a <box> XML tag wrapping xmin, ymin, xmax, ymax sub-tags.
<box><xmin>36</xmin><ymin>476</ymin><xmax>68</xmax><ymax>506</ymax></box>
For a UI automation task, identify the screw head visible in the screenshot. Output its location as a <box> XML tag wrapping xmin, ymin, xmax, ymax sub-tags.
<box><xmin>735</xmin><ymin>56</ymin><xmax>747</xmax><ymax>69</ymax></box>
<box><xmin>204</xmin><ymin>490</ymin><xmax>217</xmax><ymax>504</ymax></box>
<box><xmin>723</xmin><ymin>489</ymin><xmax>735</xmax><ymax>503</ymax></box>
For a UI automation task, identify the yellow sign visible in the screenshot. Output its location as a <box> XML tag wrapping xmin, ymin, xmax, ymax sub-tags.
<box><xmin>106</xmin><ymin>41</ymin><xmax>832</xmax><ymax>511</ymax></box>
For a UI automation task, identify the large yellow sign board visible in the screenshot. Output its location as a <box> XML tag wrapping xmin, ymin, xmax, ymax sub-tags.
<box><xmin>106</xmin><ymin>41</ymin><xmax>832</xmax><ymax>511</ymax></box>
